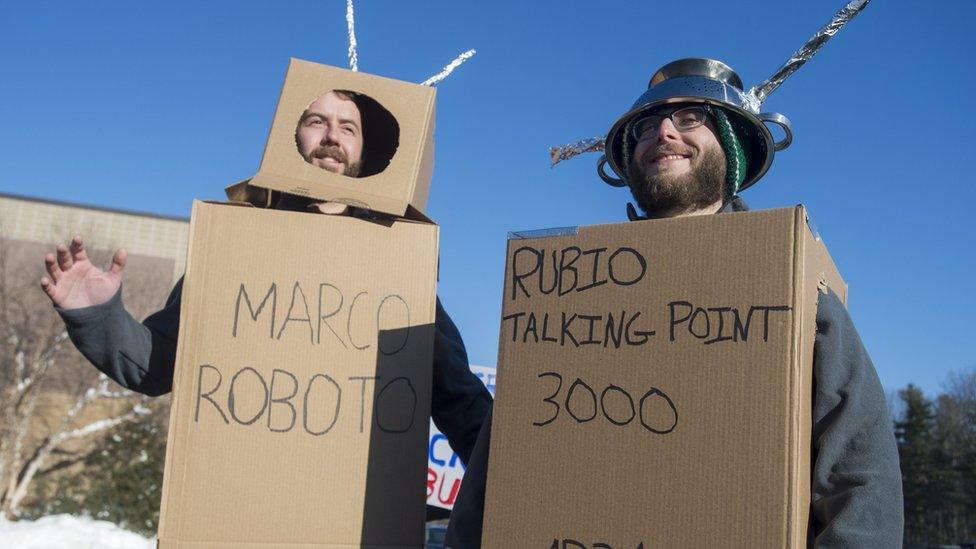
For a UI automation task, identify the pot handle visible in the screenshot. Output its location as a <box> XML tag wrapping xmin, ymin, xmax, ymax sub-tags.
<box><xmin>597</xmin><ymin>154</ymin><xmax>628</xmax><ymax>187</ymax></box>
<box><xmin>759</xmin><ymin>112</ymin><xmax>793</xmax><ymax>151</ymax></box>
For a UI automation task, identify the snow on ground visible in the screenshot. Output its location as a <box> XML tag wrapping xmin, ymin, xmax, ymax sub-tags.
<box><xmin>0</xmin><ymin>514</ymin><xmax>153</xmax><ymax>549</ymax></box>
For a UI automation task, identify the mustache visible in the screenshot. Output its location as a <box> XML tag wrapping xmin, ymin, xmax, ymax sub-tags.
<box><xmin>309</xmin><ymin>145</ymin><xmax>349</xmax><ymax>164</ymax></box>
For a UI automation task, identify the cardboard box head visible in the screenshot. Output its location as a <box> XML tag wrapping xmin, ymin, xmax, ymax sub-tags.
<box><xmin>242</xmin><ymin>59</ymin><xmax>436</xmax><ymax>218</ymax></box>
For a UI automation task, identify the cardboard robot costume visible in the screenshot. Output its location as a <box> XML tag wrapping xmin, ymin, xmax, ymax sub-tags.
<box><xmin>52</xmin><ymin>59</ymin><xmax>492</xmax><ymax>548</ymax></box>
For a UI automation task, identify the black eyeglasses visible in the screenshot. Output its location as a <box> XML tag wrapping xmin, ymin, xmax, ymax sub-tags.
<box><xmin>630</xmin><ymin>105</ymin><xmax>712</xmax><ymax>141</ymax></box>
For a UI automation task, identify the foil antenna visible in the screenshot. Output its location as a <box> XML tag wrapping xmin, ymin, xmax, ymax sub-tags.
<box><xmin>744</xmin><ymin>0</ymin><xmax>871</xmax><ymax>112</ymax></box>
<box><xmin>549</xmin><ymin>0</ymin><xmax>872</xmax><ymax>166</ymax></box>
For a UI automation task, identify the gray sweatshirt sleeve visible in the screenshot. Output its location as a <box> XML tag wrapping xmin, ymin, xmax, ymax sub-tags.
<box><xmin>56</xmin><ymin>278</ymin><xmax>184</xmax><ymax>397</ymax></box>
<box><xmin>810</xmin><ymin>289</ymin><xmax>904</xmax><ymax>548</ymax></box>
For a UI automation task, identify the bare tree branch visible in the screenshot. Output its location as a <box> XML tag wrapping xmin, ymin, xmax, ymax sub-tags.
<box><xmin>0</xmin><ymin>229</ymin><xmax>171</xmax><ymax>518</ymax></box>
<box><xmin>6</xmin><ymin>402</ymin><xmax>149</xmax><ymax>515</ymax></box>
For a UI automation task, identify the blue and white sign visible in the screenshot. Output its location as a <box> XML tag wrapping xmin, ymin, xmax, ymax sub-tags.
<box><xmin>426</xmin><ymin>365</ymin><xmax>496</xmax><ymax>510</ymax></box>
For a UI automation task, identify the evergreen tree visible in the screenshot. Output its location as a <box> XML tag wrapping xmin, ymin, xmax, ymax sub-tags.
<box><xmin>932</xmin><ymin>394</ymin><xmax>967</xmax><ymax>542</ymax></box>
<box><xmin>943</xmin><ymin>369</ymin><xmax>976</xmax><ymax>542</ymax></box>
<box><xmin>895</xmin><ymin>384</ymin><xmax>936</xmax><ymax>546</ymax></box>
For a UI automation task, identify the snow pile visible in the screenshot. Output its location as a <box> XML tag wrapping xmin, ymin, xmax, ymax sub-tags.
<box><xmin>0</xmin><ymin>514</ymin><xmax>153</xmax><ymax>549</ymax></box>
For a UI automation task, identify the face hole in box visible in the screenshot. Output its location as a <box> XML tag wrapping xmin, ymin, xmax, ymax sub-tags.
<box><xmin>295</xmin><ymin>90</ymin><xmax>400</xmax><ymax>178</ymax></box>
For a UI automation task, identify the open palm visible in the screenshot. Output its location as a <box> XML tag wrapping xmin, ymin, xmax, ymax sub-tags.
<box><xmin>40</xmin><ymin>236</ymin><xmax>127</xmax><ymax>310</ymax></box>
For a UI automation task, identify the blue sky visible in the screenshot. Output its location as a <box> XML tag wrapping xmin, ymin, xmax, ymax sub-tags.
<box><xmin>1</xmin><ymin>1</ymin><xmax>973</xmax><ymax>398</ymax></box>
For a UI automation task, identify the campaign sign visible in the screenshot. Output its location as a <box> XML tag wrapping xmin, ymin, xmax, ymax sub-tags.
<box><xmin>426</xmin><ymin>365</ymin><xmax>496</xmax><ymax>509</ymax></box>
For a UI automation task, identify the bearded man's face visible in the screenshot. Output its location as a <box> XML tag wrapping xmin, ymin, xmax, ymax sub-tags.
<box><xmin>627</xmin><ymin>107</ymin><xmax>727</xmax><ymax>218</ymax></box>
<box><xmin>295</xmin><ymin>91</ymin><xmax>364</xmax><ymax>178</ymax></box>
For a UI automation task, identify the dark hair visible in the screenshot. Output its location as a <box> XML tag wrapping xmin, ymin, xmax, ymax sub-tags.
<box><xmin>331</xmin><ymin>89</ymin><xmax>358</xmax><ymax>102</ymax></box>
<box><xmin>332</xmin><ymin>90</ymin><xmax>368</xmax><ymax>171</ymax></box>
<box><xmin>345</xmin><ymin>91</ymin><xmax>399</xmax><ymax>177</ymax></box>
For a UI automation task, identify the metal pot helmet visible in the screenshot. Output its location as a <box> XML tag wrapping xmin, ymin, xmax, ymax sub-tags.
<box><xmin>598</xmin><ymin>58</ymin><xmax>793</xmax><ymax>196</ymax></box>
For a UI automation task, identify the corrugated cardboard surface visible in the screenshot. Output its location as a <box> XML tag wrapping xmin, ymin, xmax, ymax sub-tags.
<box><xmin>158</xmin><ymin>202</ymin><xmax>438</xmax><ymax>548</ymax></box>
<box><xmin>483</xmin><ymin>207</ymin><xmax>845</xmax><ymax>549</ymax></box>
<box><xmin>248</xmin><ymin>59</ymin><xmax>436</xmax><ymax>217</ymax></box>
<box><xmin>789</xmin><ymin>215</ymin><xmax>846</xmax><ymax>549</ymax></box>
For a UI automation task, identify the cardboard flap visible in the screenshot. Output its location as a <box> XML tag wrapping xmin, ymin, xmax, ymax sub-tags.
<box><xmin>224</xmin><ymin>181</ymin><xmax>437</xmax><ymax>225</ymax></box>
<box><xmin>403</xmin><ymin>204</ymin><xmax>435</xmax><ymax>225</ymax></box>
<box><xmin>223</xmin><ymin>180</ymin><xmax>272</xmax><ymax>208</ymax></box>
<box><xmin>248</xmin><ymin>172</ymin><xmax>410</xmax><ymax>217</ymax></box>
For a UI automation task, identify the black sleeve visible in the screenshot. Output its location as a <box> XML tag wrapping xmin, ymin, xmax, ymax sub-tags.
<box><xmin>431</xmin><ymin>297</ymin><xmax>493</xmax><ymax>465</ymax></box>
<box><xmin>56</xmin><ymin>278</ymin><xmax>184</xmax><ymax>397</ymax></box>
<box><xmin>445</xmin><ymin>405</ymin><xmax>492</xmax><ymax>549</ymax></box>
<box><xmin>810</xmin><ymin>289</ymin><xmax>904</xmax><ymax>548</ymax></box>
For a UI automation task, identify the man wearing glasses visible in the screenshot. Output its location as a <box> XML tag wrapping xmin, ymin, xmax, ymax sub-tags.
<box><xmin>446</xmin><ymin>58</ymin><xmax>902</xmax><ymax>548</ymax></box>
<box><xmin>623</xmin><ymin>103</ymin><xmax>741</xmax><ymax>219</ymax></box>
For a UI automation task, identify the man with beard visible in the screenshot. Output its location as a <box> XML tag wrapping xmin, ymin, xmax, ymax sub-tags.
<box><xmin>446</xmin><ymin>58</ymin><xmax>902</xmax><ymax>548</ymax></box>
<box><xmin>39</xmin><ymin>87</ymin><xmax>492</xmax><ymax>502</ymax></box>
<box><xmin>295</xmin><ymin>90</ymin><xmax>365</xmax><ymax>177</ymax></box>
<box><xmin>625</xmin><ymin>103</ymin><xmax>736</xmax><ymax>218</ymax></box>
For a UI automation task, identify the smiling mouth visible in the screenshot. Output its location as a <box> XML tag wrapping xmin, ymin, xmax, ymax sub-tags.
<box><xmin>651</xmin><ymin>153</ymin><xmax>690</xmax><ymax>163</ymax></box>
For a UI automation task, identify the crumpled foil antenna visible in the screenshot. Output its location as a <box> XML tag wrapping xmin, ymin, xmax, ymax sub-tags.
<box><xmin>346</xmin><ymin>0</ymin><xmax>359</xmax><ymax>71</ymax></box>
<box><xmin>551</xmin><ymin>0</ymin><xmax>871</xmax><ymax>165</ymax></box>
<box><xmin>549</xmin><ymin>137</ymin><xmax>606</xmax><ymax>167</ymax></box>
<box><xmin>743</xmin><ymin>0</ymin><xmax>870</xmax><ymax>112</ymax></box>
<box><xmin>422</xmin><ymin>49</ymin><xmax>477</xmax><ymax>86</ymax></box>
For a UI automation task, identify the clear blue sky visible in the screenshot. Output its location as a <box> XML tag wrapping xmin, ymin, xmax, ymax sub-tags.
<box><xmin>1</xmin><ymin>1</ymin><xmax>973</xmax><ymax>398</ymax></box>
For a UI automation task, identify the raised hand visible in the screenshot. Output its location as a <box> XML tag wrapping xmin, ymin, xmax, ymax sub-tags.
<box><xmin>40</xmin><ymin>236</ymin><xmax>127</xmax><ymax>310</ymax></box>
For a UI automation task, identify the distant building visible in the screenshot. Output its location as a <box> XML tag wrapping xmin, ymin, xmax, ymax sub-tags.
<box><xmin>0</xmin><ymin>192</ymin><xmax>189</xmax><ymax>285</ymax></box>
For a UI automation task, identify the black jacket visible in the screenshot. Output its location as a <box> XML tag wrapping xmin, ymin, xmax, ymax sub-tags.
<box><xmin>445</xmin><ymin>199</ymin><xmax>904</xmax><ymax>548</ymax></box>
